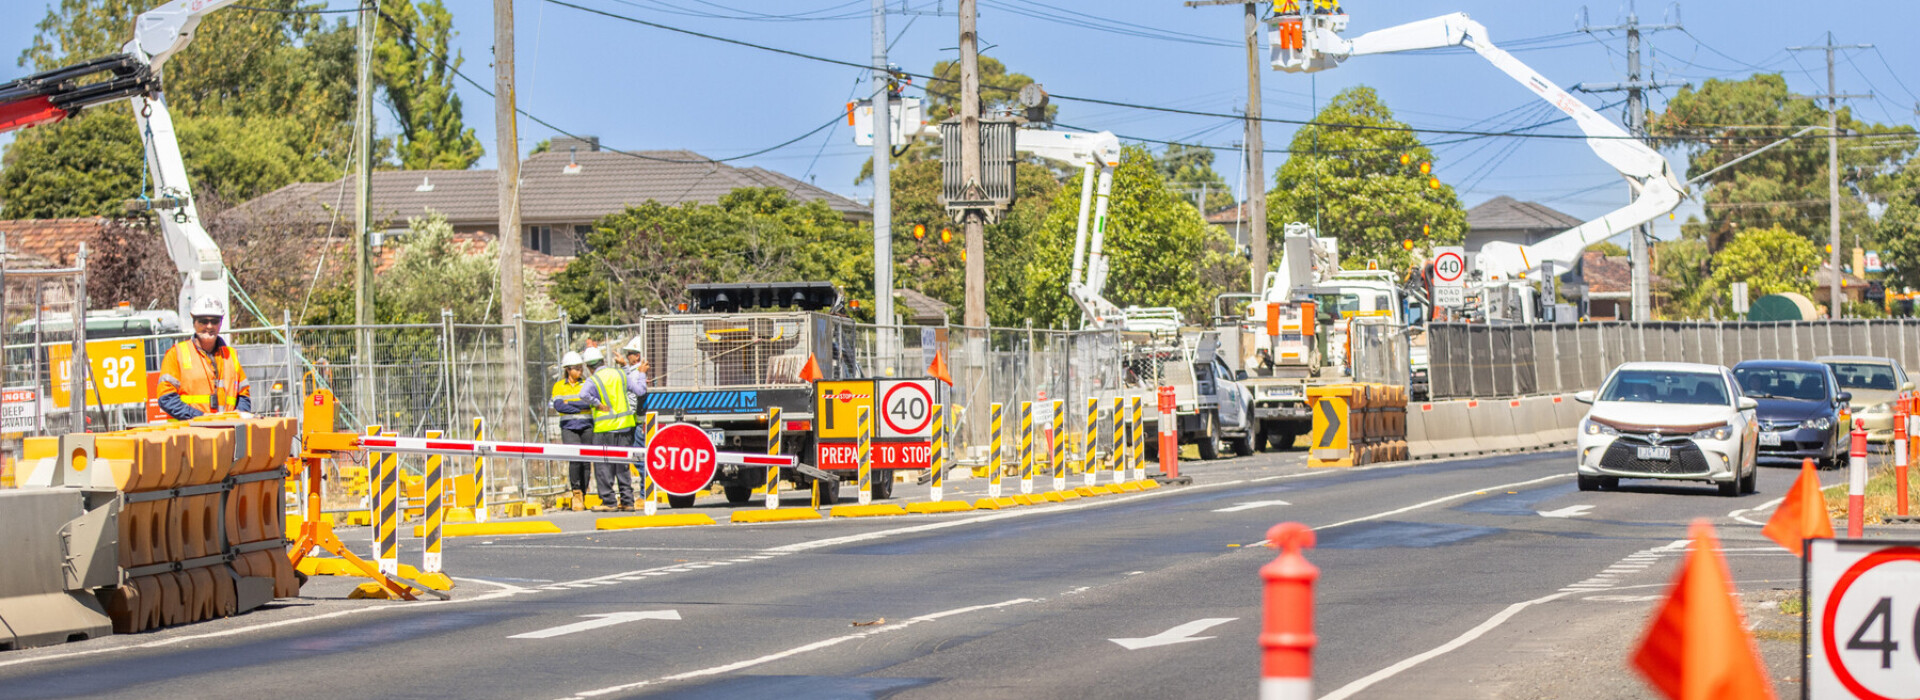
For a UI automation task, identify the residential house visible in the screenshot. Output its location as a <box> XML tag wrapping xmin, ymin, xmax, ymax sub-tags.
<box><xmin>1464</xmin><ymin>196</ymin><xmax>1582</xmax><ymax>251</ymax></box>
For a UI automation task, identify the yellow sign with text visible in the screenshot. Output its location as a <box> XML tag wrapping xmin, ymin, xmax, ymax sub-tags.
<box><xmin>49</xmin><ymin>338</ymin><xmax>148</xmax><ymax>408</ymax></box>
<box><xmin>815</xmin><ymin>380</ymin><xmax>874</xmax><ymax>439</ymax></box>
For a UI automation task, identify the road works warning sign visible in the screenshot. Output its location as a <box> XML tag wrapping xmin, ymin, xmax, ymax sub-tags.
<box><xmin>815</xmin><ymin>380</ymin><xmax>873</xmax><ymax>440</ymax></box>
<box><xmin>1806</xmin><ymin>538</ymin><xmax>1920</xmax><ymax>699</ymax></box>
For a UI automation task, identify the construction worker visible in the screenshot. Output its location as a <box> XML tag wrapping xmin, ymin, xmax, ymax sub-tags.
<box><xmin>573</xmin><ymin>346</ymin><xmax>636</xmax><ymax>511</ymax></box>
<box><xmin>550</xmin><ymin>351</ymin><xmax>592</xmax><ymax>511</ymax></box>
<box><xmin>621</xmin><ymin>337</ymin><xmax>650</xmax><ymax>445</ymax></box>
<box><xmin>157</xmin><ymin>296</ymin><xmax>251</xmax><ymax>420</ymax></box>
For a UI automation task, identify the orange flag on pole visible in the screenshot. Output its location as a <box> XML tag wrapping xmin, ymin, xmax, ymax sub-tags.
<box><xmin>798</xmin><ymin>354</ymin><xmax>823</xmax><ymax>383</ymax></box>
<box><xmin>928</xmin><ymin>351</ymin><xmax>953</xmax><ymax>386</ymax></box>
<box><xmin>1760</xmin><ymin>458</ymin><xmax>1834</xmax><ymax>557</ymax></box>
<box><xmin>1631</xmin><ymin>519</ymin><xmax>1776</xmax><ymax>700</ymax></box>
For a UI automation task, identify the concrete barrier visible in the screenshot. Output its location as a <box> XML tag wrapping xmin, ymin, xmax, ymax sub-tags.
<box><xmin>1537</xmin><ymin>395</ymin><xmax>1580</xmax><ymax>447</ymax></box>
<box><xmin>1552</xmin><ymin>394</ymin><xmax>1587</xmax><ymax>441</ymax></box>
<box><xmin>1407</xmin><ymin>401</ymin><xmax>1434</xmax><ymax>459</ymax></box>
<box><xmin>1414</xmin><ymin>400</ymin><xmax>1479</xmax><ymax>457</ymax></box>
<box><xmin>1466</xmin><ymin>399</ymin><xmax>1522</xmax><ymax>452</ymax></box>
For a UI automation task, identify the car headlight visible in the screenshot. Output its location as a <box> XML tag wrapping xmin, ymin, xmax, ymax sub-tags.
<box><xmin>1801</xmin><ymin>416</ymin><xmax>1832</xmax><ymax>431</ymax></box>
<box><xmin>1691</xmin><ymin>424</ymin><xmax>1733</xmax><ymax>441</ymax></box>
<box><xmin>1869</xmin><ymin>402</ymin><xmax>1891</xmax><ymax>414</ymax></box>
<box><xmin>1583</xmin><ymin>419</ymin><xmax>1618</xmax><ymax>436</ymax></box>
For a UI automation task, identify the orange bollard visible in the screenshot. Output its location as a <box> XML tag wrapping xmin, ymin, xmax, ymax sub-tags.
<box><xmin>1848</xmin><ymin>418</ymin><xmax>1867</xmax><ymax>538</ymax></box>
<box><xmin>1260</xmin><ymin>522</ymin><xmax>1318</xmax><ymax>700</ymax></box>
<box><xmin>1897</xmin><ymin>394</ymin><xmax>1910</xmax><ymax>519</ymax></box>
<box><xmin>1157</xmin><ymin>386</ymin><xmax>1179</xmax><ymax>479</ymax></box>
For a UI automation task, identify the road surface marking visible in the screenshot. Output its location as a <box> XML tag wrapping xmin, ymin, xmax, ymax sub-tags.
<box><xmin>509</xmin><ymin>611</ymin><xmax>680</xmax><ymax>639</ymax></box>
<box><xmin>1243</xmin><ymin>474</ymin><xmax>1571</xmax><ymax>546</ymax></box>
<box><xmin>1536</xmin><ymin>505</ymin><xmax>1594</xmax><ymax>518</ymax></box>
<box><xmin>555</xmin><ymin>598</ymin><xmax>1036</xmax><ymax>699</ymax></box>
<box><xmin>1212</xmin><ymin>500</ymin><xmax>1292</xmax><ymax>513</ymax></box>
<box><xmin>1109</xmin><ymin>618</ymin><xmax>1236</xmax><ymax>650</ymax></box>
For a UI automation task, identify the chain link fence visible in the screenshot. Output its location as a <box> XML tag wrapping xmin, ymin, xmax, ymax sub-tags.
<box><xmin>1428</xmin><ymin>319</ymin><xmax>1920</xmax><ymax>399</ymax></box>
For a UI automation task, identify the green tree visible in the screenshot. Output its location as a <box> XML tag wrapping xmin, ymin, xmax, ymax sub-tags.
<box><xmin>302</xmin><ymin>211</ymin><xmax>552</xmax><ymax>324</ymax></box>
<box><xmin>1652</xmin><ymin>228</ymin><xmax>1711</xmax><ymax>319</ymax></box>
<box><xmin>1588</xmin><ymin>240</ymin><xmax>1628</xmax><ymax>257</ymax></box>
<box><xmin>1651</xmin><ymin>74</ymin><xmax>1916</xmax><ymax>250</ymax></box>
<box><xmin>925</xmin><ymin>56</ymin><xmax>1052</xmax><ymax>123</ymax></box>
<box><xmin>375</xmin><ymin>0</ymin><xmax>484</xmax><ymax>169</ymax></box>
<box><xmin>884</xmin><ymin>157</ymin><xmax>1062</xmax><ymax>324</ymax></box>
<box><xmin>1158</xmin><ymin>143</ymin><xmax>1235</xmax><ymax>214</ymax></box>
<box><xmin>549</xmin><ymin>189</ymin><xmax>869</xmax><ymax>325</ymax></box>
<box><xmin>1704</xmin><ymin>224</ymin><xmax>1819</xmax><ymax>315</ymax></box>
<box><xmin>1267</xmin><ymin>86</ymin><xmax>1467</xmax><ymax>274</ymax></box>
<box><xmin>1010</xmin><ymin>146</ymin><xmax>1235</xmax><ymax>327</ymax></box>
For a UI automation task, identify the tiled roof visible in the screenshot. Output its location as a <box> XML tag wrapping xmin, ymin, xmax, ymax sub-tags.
<box><xmin>231</xmin><ymin>150</ymin><xmax>869</xmax><ymax>228</ymax></box>
<box><xmin>893</xmin><ymin>288</ymin><xmax>951</xmax><ymax>324</ymax></box>
<box><xmin>1468</xmin><ymin>196</ymin><xmax>1582</xmax><ymax>232</ymax></box>
<box><xmin>1579</xmin><ymin>250</ymin><xmax>1670</xmax><ymax>295</ymax></box>
<box><xmin>0</xmin><ymin>218</ymin><xmax>106</xmax><ymax>266</ymax></box>
<box><xmin>1206</xmin><ymin>201</ymin><xmax>1251</xmax><ymax>225</ymax></box>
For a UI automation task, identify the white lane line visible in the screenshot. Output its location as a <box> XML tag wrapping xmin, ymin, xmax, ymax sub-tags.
<box><xmin>1242</xmin><ymin>474</ymin><xmax>1572</xmax><ymax>546</ymax></box>
<box><xmin>554</xmin><ymin>598</ymin><xmax>1037</xmax><ymax>700</ymax></box>
<box><xmin>765</xmin><ymin>480</ymin><xmax>1252</xmax><ymax>554</ymax></box>
<box><xmin>1319</xmin><ymin>590</ymin><xmax>1576</xmax><ymax>700</ymax></box>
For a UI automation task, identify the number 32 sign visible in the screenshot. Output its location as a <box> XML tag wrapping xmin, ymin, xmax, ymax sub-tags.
<box><xmin>49</xmin><ymin>339</ymin><xmax>148</xmax><ymax>408</ymax></box>
<box><xmin>1807</xmin><ymin>539</ymin><xmax>1920</xmax><ymax>699</ymax></box>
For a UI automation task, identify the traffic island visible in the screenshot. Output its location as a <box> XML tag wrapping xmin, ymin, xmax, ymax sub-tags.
<box><xmin>1115</xmin><ymin>482</ymin><xmax>1144</xmax><ymax>492</ymax></box>
<box><xmin>730</xmin><ymin>509</ymin><xmax>825</xmax><ymax>524</ymax></box>
<box><xmin>829</xmin><ymin>504</ymin><xmax>909</xmax><ymax>518</ymax></box>
<box><xmin>973</xmin><ymin>497</ymin><xmax>1020</xmax><ymax>510</ymax></box>
<box><xmin>904</xmin><ymin>501</ymin><xmax>974</xmax><ymax>514</ymax></box>
<box><xmin>595</xmin><ymin>514</ymin><xmax>716</xmax><ymax>530</ymax></box>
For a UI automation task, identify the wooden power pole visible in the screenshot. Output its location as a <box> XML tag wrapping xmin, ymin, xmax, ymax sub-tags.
<box><xmin>1789</xmin><ymin>33</ymin><xmax>1871</xmax><ymax>319</ymax></box>
<box><xmin>354</xmin><ymin>0</ymin><xmax>375</xmax><ymax>417</ymax></box>
<box><xmin>959</xmin><ymin>0</ymin><xmax>985</xmax><ymax>330</ymax></box>
<box><xmin>495</xmin><ymin>0</ymin><xmax>528</xmax><ymax>441</ymax></box>
<box><xmin>1188</xmin><ymin>0</ymin><xmax>1267</xmax><ymax>294</ymax></box>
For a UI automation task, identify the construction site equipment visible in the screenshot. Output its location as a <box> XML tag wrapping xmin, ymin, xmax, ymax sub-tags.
<box><xmin>1306</xmin><ymin>383</ymin><xmax>1408</xmax><ymax>468</ymax></box>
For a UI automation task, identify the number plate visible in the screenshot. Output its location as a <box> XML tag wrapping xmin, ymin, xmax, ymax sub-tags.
<box><xmin>704</xmin><ymin>429</ymin><xmax>724</xmax><ymax>445</ymax></box>
<box><xmin>1636</xmin><ymin>446</ymin><xmax>1672</xmax><ymax>461</ymax></box>
<box><xmin>1759</xmin><ymin>432</ymin><xmax>1782</xmax><ymax>446</ymax></box>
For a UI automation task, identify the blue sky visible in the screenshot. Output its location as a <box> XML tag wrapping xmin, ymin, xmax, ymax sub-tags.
<box><xmin>7</xmin><ymin>0</ymin><xmax>1920</xmax><ymax>243</ymax></box>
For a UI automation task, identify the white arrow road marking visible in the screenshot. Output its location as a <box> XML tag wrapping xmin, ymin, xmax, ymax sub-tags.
<box><xmin>1212</xmin><ymin>500</ymin><xmax>1292</xmax><ymax>513</ymax></box>
<box><xmin>510</xmin><ymin>610</ymin><xmax>681</xmax><ymax>639</ymax></box>
<box><xmin>1109</xmin><ymin>618</ymin><xmax>1237</xmax><ymax>650</ymax></box>
<box><xmin>1536</xmin><ymin>505</ymin><xmax>1594</xmax><ymax>518</ymax></box>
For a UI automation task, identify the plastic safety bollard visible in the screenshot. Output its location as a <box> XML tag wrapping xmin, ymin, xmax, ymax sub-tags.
<box><xmin>1158</xmin><ymin>386</ymin><xmax>1179</xmax><ymax>479</ymax></box>
<box><xmin>987</xmin><ymin>403</ymin><xmax>1004</xmax><ymax>499</ymax></box>
<box><xmin>1260</xmin><ymin>522</ymin><xmax>1318</xmax><ymax>700</ymax></box>
<box><xmin>765</xmin><ymin>407</ymin><xmax>783</xmax><ymax>509</ymax></box>
<box><xmin>930</xmin><ymin>404</ymin><xmax>946</xmax><ymax>502</ymax></box>
<box><xmin>643</xmin><ymin>412</ymin><xmax>659</xmax><ymax>516</ymax></box>
<box><xmin>1848</xmin><ymin>418</ymin><xmax>1867</xmax><ymax>538</ymax></box>
<box><xmin>1897</xmin><ymin>396</ymin><xmax>1910</xmax><ymax>519</ymax></box>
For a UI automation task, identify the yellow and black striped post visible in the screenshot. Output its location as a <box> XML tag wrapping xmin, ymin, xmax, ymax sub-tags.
<box><xmin>930</xmin><ymin>404</ymin><xmax>946</xmax><ymax>501</ymax></box>
<box><xmin>1109</xmin><ymin>397</ymin><xmax>1125</xmax><ymax>484</ymax></box>
<box><xmin>1129</xmin><ymin>396</ymin><xmax>1145</xmax><ymax>481</ymax></box>
<box><xmin>987</xmin><ymin>403</ymin><xmax>1005</xmax><ymax>498</ymax></box>
<box><xmin>471</xmin><ymin>417</ymin><xmax>488</xmax><ymax>523</ymax></box>
<box><xmin>857</xmin><ymin>406</ymin><xmax>873</xmax><ymax>505</ymax></box>
<box><xmin>1083</xmin><ymin>398</ymin><xmax>1100</xmax><ymax>487</ymax></box>
<box><xmin>764</xmin><ymin>407</ymin><xmax>782</xmax><ymax>509</ymax></box>
<box><xmin>423</xmin><ymin>429</ymin><xmax>445</xmax><ymax>575</ymax></box>
<box><xmin>1049</xmin><ymin>399</ymin><xmax>1066</xmax><ymax>491</ymax></box>
<box><xmin>642</xmin><ymin>411</ymin><xmax>659</xmax><ymax>516</ymax></box>
<box><xmin>1018</xmin><ymin>401</ymin><xmax>1035</xmax><ymax>494</ymax></box>
<box><xmin>363</xmin><ymin>425</ymin><xmax>383</xmax><ymax>567</ymax></box>
<box><xmin>377</xmin><ymin>431</ymin><xmax>400</xmax><ymax>577</ymax></box>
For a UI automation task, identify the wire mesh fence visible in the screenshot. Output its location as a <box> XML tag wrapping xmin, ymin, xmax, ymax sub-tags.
<box><xmin>1427</xmin><ymin>319</ymin><xmax>1920</xmax><ymax>399</ymax></box>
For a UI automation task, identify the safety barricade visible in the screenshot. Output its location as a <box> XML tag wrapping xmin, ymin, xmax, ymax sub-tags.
<box><xmin>1409</xmin><ymin>400</ymin><xmax>1476</xmax><ymax>458</ymax></box>
<box><xmin>1464</xmin><ymin>399</ymin><xmax>1521</xmax><ymax>453</ymax></box>
<box><xmin>1506</xmin><ymin>398</ymin><xmax>1549</xmax><ymax>450</ymax></box>
<box><xmin>1307</xmin><ymin>384</ymin><xmax>1407</xmax><ymax>467</ymax></box>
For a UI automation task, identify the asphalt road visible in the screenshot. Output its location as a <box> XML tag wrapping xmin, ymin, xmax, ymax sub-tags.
<box><xmin>0</xmin><ymin>449</ymin><xmax>1838</xmax><ymax>699</ymax></box>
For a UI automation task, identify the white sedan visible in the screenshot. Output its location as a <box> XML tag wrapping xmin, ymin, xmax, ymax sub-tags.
<box><xmin>1574</xmin><ymin>362</ymin><xmax>1760</xmax><ymax>497</ymax></box>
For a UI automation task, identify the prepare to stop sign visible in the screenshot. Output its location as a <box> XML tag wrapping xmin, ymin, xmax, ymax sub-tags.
<box><xmin>645</xmin><ymin>423</ymin><xmax>717</xmax><ymax>496</ymax></box>
<box><xmin>1806</xmin><ymin>539</ymin><xmax>1920</xmax><ymax>700</ymax></box>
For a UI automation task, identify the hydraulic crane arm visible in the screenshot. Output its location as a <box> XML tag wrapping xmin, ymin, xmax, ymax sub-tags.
<box><xmin>1274</xmin><ymin>11</ymin><xmax>1685</xmax><ymax>279</ymax></box>
<box><xmin>0</xmin><ymin>55</ymin><xmax>156</xmax><ymax>132</ymax></box>
<box><xmin>1014</xmin><ymin>129</ymin><xmax>1136</xmax><ymax>328</ymax></box>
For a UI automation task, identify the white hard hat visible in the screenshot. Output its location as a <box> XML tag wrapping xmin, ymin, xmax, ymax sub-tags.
<box><xmin>189</xmin><ymin>296</ymin><xmax>226</xmax><ymax>319</ymax></box>
<box><xmin>560</xmin><ymin>351</ymin><xmax>584</xmax><ymax>368</ymax></box>
<box><xmin>623</xmin><ymin>337</ymin><xmax>645</xmax><ymax>354</ymax></box>
<box><xmin>581</xmin><ymin>346</ymin><xmax>604</xmax><ymax>364</ymax></box>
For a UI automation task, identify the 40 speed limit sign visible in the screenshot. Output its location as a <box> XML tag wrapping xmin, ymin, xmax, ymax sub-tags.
<box><xmin>1807</xmin><ymin>538</ymin><xmax>1920</xmax><ymax>699</ymax></box>
<box><xmin>876</xmin><ymin>379</ymin><xmax>935</xmax><ymax>439</ymax></box>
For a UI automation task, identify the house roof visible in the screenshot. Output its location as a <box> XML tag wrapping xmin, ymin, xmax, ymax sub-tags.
<box><xmin>893</xmin><ymin>288</ymin><xmax>951</xmax><ymax>324</ymax></box>
<box><xmin>1467</xmin><ymin>196</ymin><xmax>1582</xmax><ymax>232</ymax></box>
<box><xmin>232</xmin><ymin>149</ymin><xmax>869</xmax><ymax>229</ymax></box>
<box><xmin>1578</xmin><ymin>250</ymin><xmax>1670</xmax><ymax>295</ymax></box>
<box><xmin>1206</xmin><ymin>201</ymin><xmax>1251</xmax><ymax>225</ymax></box>
<box><xmin>0</xmin><ymin>218</ymin><xmax>106</xmax><ymax>266</ymax></box>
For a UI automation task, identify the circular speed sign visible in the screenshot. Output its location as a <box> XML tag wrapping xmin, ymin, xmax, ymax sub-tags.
<box><xmin>645</xmin><ymin>423</ymin><xmax>718</xmax><ymax>496</ymax></box>
<box><xmin>881</xmin><ymin>381</ymin><xmax>934</xmax><ymax>436</ymax></box>
<box><xmin>1434</xmin><ymin>251</ymin><xmax>1466</xmax><ymax>283</ymax></box>
<box><xmin>1820</xmin><ymin>546</ymin><xmax>1920</xmax><ymax>699</ymax></box>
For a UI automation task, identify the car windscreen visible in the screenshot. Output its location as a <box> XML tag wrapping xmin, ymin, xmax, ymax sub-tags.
<box><xmin>1599</xmin><ymin>369</ymin><xmax>1731</xmax><ymax>406</ymax></box>
<box><xmin>1733</xmin><ymin>367</ymin><xmax>1830</xmax><ymax>401</ymax></box>
<box><xmin>1825</xmin><ymin>362</ymin><xmax>1898</xmax><ymax>391</ymax></box>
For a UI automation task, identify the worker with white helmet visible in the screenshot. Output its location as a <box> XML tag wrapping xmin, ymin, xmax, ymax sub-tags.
<box><xmin>621</xmin><ymin>336</ymin><xmax>650</xmax><ymax>444</ymax></box>
<box><xmin>573</xmin><ymin>344</ymin><xmax>636</xmax><ymax>511</ymax></box>
<box><xmin>550</xmin><ymin>351</ymin><xmax>593</xmax><ymax>511</ymax></box>
<box><xmin>157</xmin><ymin>296</ymin><xmax>251</xmax><ymax>420</ymax></box>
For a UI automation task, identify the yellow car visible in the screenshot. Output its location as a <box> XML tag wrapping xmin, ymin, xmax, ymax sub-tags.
<box><xmin>1818</xmin><ymin>355</ymin><xmax>1914</xmax><ymax>444</ymax></box>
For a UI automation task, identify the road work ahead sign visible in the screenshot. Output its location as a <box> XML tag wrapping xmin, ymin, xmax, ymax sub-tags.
<box><xmin>1806</xmin><ymin>538</ymin><xmax>1920</xmax><ymax>699</ymax></box>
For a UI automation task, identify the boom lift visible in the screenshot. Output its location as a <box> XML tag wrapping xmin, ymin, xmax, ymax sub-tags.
<box><xmin>0</xmin><ymin>0</ymin><xmax>238</xmax><ymax>329</ymax></box>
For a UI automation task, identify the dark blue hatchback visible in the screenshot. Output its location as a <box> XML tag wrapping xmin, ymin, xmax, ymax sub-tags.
<box><xmin>1732</xmin><ymin>360</ymin><xmax>1849</xmax><ymax>468</ymax></box>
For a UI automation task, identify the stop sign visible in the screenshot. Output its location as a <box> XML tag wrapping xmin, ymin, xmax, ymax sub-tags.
<box><xmin>645</xmin><ymin>423</ymin><xmax>717</xmax><ymax>496</ymax></box>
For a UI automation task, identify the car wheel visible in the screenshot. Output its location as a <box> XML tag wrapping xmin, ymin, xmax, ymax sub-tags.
<box><xmin>1740</xmin><ymin>466</ymin><xmax>1757</xmax><ymax>495</ymax></box>
<box><xmin>871</xmin><ymin>474</ymin><xmax>894</xmax><ymax>500</ymax></box>
<box><xmin>1230</xmin><ymin>431</ymin><xmax>1255</xmax><ymax>457</ymax></box>
<box><xmin>667</xmin><ymin>493</ymin><xmax>697</xmax><ymax>509</ymax></box>
<box><xmin>1577</xmin><ymin>475</ymin><xmax>1600</xmax><ymax>491</ymax></box>
<box><xmin>1267</xmin><ymin>431</ymin><xmax>1297</xmax><ymax>451</ymax></box>
<box><xmin>1197</xmin><ymin>413</ymin><xmax>1223</xmax><ymax>461</ymax></box>
<box><xmin>723</xmin><ymin>478</ymin><xmax>755</xmax><ymax>505</ymax></box>
<box><xmin>1718</xmin><ymin>479</ymin><xmax>1740</xmax><ymax>497</ymax></box>
<box><xmin>815</xmin><ymin>477</ymin><xmax>842</xmax><ymax>505</ymax></box>
<box><xmin>1600</xmin><ymin>476</ymin><xmax>1619</xmax><ymax>490</ymax></box>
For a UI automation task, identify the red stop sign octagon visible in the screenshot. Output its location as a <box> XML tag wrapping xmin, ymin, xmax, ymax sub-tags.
<box><xmin>645</xmin><ymin>423</ymin><xmax>717</xmax><ymax>496</ymax></box>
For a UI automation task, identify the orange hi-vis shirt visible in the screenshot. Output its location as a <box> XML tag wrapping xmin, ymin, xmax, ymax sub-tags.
<box><xmin>158</xmin><ymin>336</ymin><xmax>250</xmax><ymax>418</ymax></box>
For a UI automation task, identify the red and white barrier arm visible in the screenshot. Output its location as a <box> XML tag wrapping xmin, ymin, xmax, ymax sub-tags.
<box><xmin>355</xmin><ymin>435</ymin><xmax>796</xmax><ymax>469</ymax></box>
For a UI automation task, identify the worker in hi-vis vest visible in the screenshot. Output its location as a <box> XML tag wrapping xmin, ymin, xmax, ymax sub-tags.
<box><xmin>573</xmin><ymin>346</ymin><xmax>636</xmax><ymax>511</ymax></box>
<box><xmin>157</xmin><ymin>296</ymin><xmax>252</xmax><ymax>420</ymax></box>
<box><xmin>549</xmin><ymin>351</ymin><xmax>593</xmax><ymax>511</ymax></box>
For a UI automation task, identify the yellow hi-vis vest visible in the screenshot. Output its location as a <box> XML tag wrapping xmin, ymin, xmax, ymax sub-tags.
<box><xmin>590</xmin><ymin>366</ymin><xmax>636</xmax><ymax>432</ymax></box>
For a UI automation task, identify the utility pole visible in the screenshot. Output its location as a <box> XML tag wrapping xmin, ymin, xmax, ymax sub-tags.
<box><xmin>1789</xmin><ymin>33</ymin><xmax>1871</xmax><ymax>320</ymax></box>
<box><xmin>495</xmin><ymin>0</ymin><xmax>528</xmax><ymax>441</ymax></box>
<box><xmin>1187</xmin><ymin>0</ymin><xmax>1267</xmax><ymax>294</ymax></box>
<box><xmin>959</xmin><ymin>0</ymin><xmax>985</xmax><ymax>330</ymax></box>
<box><xmin>1576</xmin><ymin>5</ymin><xmax>1680</xmax><ymax>322</ymax></box>
<box><xmin>354</xmin><ymin>0</ymin><xmax>375</xmax><ymax>417</ymax></box>
<box><xmin>871</xmin><ymin>0</ymin><xmax>894</xmax><ymax>332</ymax></box>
